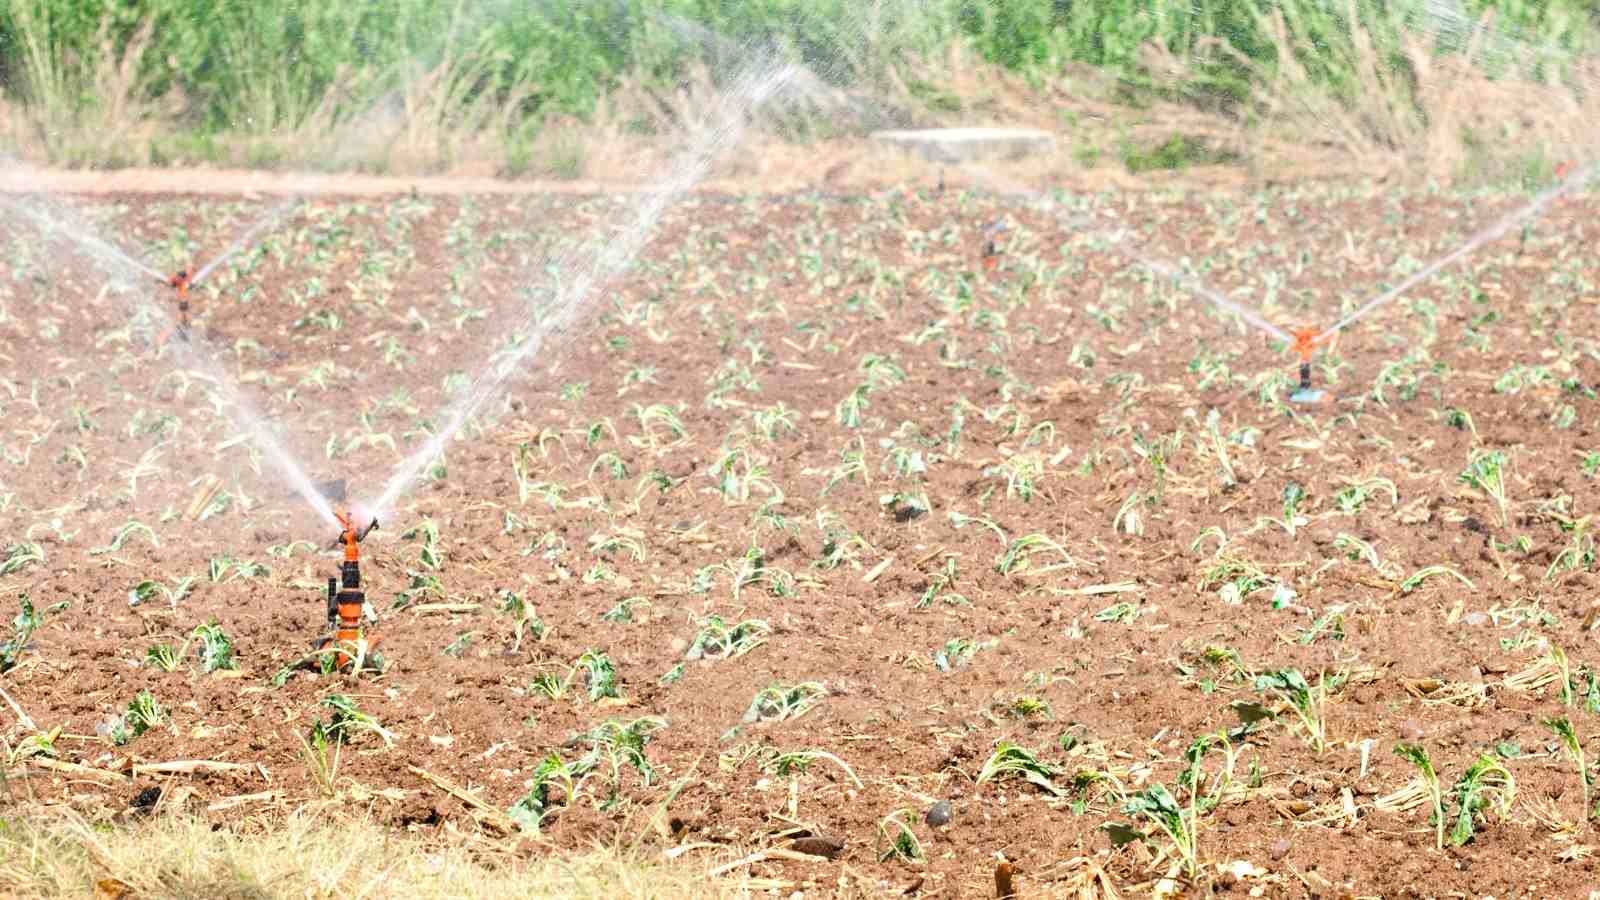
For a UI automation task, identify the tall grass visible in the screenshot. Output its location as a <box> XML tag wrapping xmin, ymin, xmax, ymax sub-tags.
<box><xmin>0</xmin><ymin>0</ymin><xmax>1592</xmax><ymax>176</ymax></box>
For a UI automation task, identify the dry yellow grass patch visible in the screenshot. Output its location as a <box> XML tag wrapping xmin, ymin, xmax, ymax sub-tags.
<box><xmin>0</xmin><ymin>809</ymin><xmax>795</xmax><ymax>900</ymax></box>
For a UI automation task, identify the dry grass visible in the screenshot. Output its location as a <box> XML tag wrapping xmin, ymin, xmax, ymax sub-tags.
<box><xmin>4</xmin><ymin>6</ymin><xmax>1598</xmax><ymax>189</ymax></box>
<box><xmin>1181</xmin><ymin>0</ymin><xmax>1600</xmax><ymax>184</ymax></box>
<box><xmin>0</xmin><ymin>807</ymin><xmax>798</xmax><ymax>900</ymax></box>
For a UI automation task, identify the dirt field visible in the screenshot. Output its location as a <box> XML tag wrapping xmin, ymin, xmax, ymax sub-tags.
<box><xmin>3</xmin><ymin>178</ymin><xmax>1600</xmax><ymax>898</ymax></box>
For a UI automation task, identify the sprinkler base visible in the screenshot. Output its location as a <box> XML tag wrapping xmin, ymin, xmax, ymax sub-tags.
<box><xmin>1289</xmin><ymin>388</ymin><xmax>1326</xmax><ymax>404</ymax></box>
<box><xmin>308</xmin><ymin>634</ymin><xmax>385</xmax><ymax>675</ymax></box>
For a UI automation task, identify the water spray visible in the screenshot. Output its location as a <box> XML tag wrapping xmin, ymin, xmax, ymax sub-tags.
<box><xmin>360</xmin><ymin>61</ymin><xmax>800</xmax><ymax>524</ymax></box>
<box><xmin>2</xmin><ymin>191</ymin><xmax>338</xmax><ymax>527</ymax></box>
<box><xmin>1032</xmin><ymin>213</ymin><xmax>1319</xmax><ymax>400</ymax></box>
<box><xmin>1314</xmin><ymin>158</ymin><xmax>1600</xmax><ymax>342</ymax></box>
<box><xmin>1136</xmin><ymin>252</ymin><xmax>1330</xmax><ymax>403</ymax></box>
<box><xmin>967</xmin><ymin>157</ymin><xmax>1596</xmax><ymax>404</ymax></box>
<box><xmin>157</xmin><ymin>198</ymin><xmax>298</xmax><ymax>343</ymax></box>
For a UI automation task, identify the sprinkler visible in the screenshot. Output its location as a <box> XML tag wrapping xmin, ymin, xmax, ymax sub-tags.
<box><xmin>1288</xmin><ymin>327</ymin><xmax>1330</xmax><ymax>404</ymax></box>
<box><xmin>318</xmin><ymin>509</ymin><xmax>380</xmax><ymax>671</ymax></box>
<box><xmin>980</xmin><ymin>220</ymin><xmax>1006</xmax><ymax>271</ymax></box>
<box><xmin>160</xmin><ymin>269</ymin><xmax>193</xmax><ymax>341</ymax></box>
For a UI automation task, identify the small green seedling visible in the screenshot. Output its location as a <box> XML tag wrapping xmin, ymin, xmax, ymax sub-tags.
<box><xmin>1450</xmin><ymin>754</ymin><xmax>1515</xmax><ymax>846</ymax></box>
<box><xmin>1254</xmin><ymin>669</ymin><xmax>1328</xmax><ymax>752</ymax></box>
<box><xmin>1546</xmin><ymin>716</ymin><xmax>1590</xmax><ymax>819</ymax></box>
<box><xmin>310</xmin><ymin>694</ymin><xmax>395</xmax><ymax>748</ymax></box>
<box><xmin>1122</xmin><ymin>783</ymin><xmax>1198</xmax><ymax>879</ymax></box>
<box><xmin>876</xmin><ymin>808</ymin><xmax>923</xmax><ymax>863</ymax></box>
<box><xmin>1394</xmin><ymin>742</ymin><xmax>1445</xmax><ymax>850</ymax></box>
<box><xmin>190</xmin><ymin>621</ymin><xmax>237</xmax><ymax>672</ymax></box>
<box><xmin>1459</xmin><ymin>449</ymin><xmax>1511</xmax><ymax>528</ymax></box>
<box><xmin>507</xmin><ymin>752</ymin><xmax>575</xmax><ymax>835</ymax></box>
<box><xmin>575</xmin><ymin>649</ymin><xmax>620</xmax><ymax>701</ymax></box>
<box><xmin>932</xmin><ymin>637</ymin><xmax>990</xmax><ymax>671</ymax></box>
<box><xmin>976</xmin><ymin>741</ymin><xmax>1064</xmax><ymax>796</ymax></box>
<box><xmin>0</xmin><ymin>596</ymin><xmax>43</xmax><ymax>674</ymax></box>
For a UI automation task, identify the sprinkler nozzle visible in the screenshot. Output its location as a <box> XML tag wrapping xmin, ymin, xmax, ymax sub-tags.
<box><xmin>980</xmin><ymin>220</ymin><xmax>1006</xmax><ymax>271</ymax></box>
<box><xmin>1288</xmin><ymin>326</ymin><xmax>1328</xmax><ymax>404</ymax></box>
<box><xmin>163</xmin><ymin>268</ymin><xmax>194</xmax><ymax>340</ymax></box>
<box><xmin>331</xmin><ymin>508</ymin><xmax>379</xmax><ymax>552</ymax></box>
<box><xmin>1289</xmin><ymin>327</ymin><xmax>1324</xmax><ymax>364</ymax></box>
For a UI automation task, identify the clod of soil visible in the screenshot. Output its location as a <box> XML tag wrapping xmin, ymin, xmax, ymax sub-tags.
<box><xmin>790</xmin><ymin>835</ymin><xmax>845</xmax><ymax>859</ymax></box>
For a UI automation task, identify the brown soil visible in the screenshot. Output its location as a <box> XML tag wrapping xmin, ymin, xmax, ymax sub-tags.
<box><xmin>3</xmin><ymin>180</ymin><xmax>1600</xmax><ymax>898</ymax></box>
<box><xmin>0</xmin><ymin>149</ymin><xmax>1263</xmax><ymax>201</ymax></box>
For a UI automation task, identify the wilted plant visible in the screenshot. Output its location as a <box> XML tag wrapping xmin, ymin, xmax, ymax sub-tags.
<box><xmin>570</xmin><ymin>716</ymin><xmax>665</xmax><ymax>800</ymax></box>
<box><xmin>1460</xmin><ymin>449</ymin><xmax>1511</xmax><ymax>528</ymax></box>
<box><xmin>1546</xmin><ymin>716</ymin><xmax>1590</xmax><ymax>820</ymax></box>
<box><xmin>575</xmin><ymin>649</ymin><xmax>620</xmax><ymax>701</ymax></box>
<box><xmin>310</xmin><ymin>694</ymin><xmax>395</xmax><ymax>748</ymax></box>
<box><xmin>1394</xmin><ymin>743</ymin><xmax>1445</xmax><ymax>850</ymax></box>
<box><xmin>976</xmin><ymin>741</ymin><xmax>1063</xmax><ymax>796</ymax></box>
<box><xmin>1122</xmin><ymin>783</ymin><xmax>1198</xmax><ymax>878</ymax></box>
<box><xmin>742</xmin><ymin>682</ymin><xmax>827</xmax><ymax>724</ymax></box>
<box><xmin>1254</xmin><ymin>669</ymin><xmax>1327</xmax><ymax>753</ymax></box>
<box><xmin>0</xmin><ymin>543</ymin><xmax>44</xmax><ymax>576</ymax></box>
<box><xmin>876</xmin><ymin>808</ymin><xmax>923</xmax><ymax>863</ymax></box>
<box><xmin>685</xmin><ymin>615</ymin><xmax>771</xmax><ymax>661</ymax></box>
<box><xmin>0</xmin><ymin>596</ymin><xmax>42</xmax><ymax>674</ymax></box>
<box><xmin>1279</xmin><ymin>482</ymin><xmax>1309</xmax><ymax>537</ymax></box>
<box><xmin>190</xmin><ymin>621</ymin><xmax>237</xmax><ymax>672</ymax></box>
<box><xmin>497</xmin><ymin>590</ymin><xmax>546</xmax><ymax>652</ymax></box>
<box><xmin>144</xmin><ymin>643</ymin><xmax>180</xmax><ymax>672</ymax></box>
<box><xmin>508</xmin><ymin>752</ymin><xmax>576</xmax><ymax>835</ymax></box>
<box><xmin>1450</xmin><ymin>754</ymin><xmax>1515</xmax><ymax>846</ymax></box>
<box><xmin>764</xmin><ymin>748</ymin><xmax>863</xmax><ymax>789</ymax></box>
<box><xmin>107</xmin><ymin>690</ymin><xmax>166</xmax><ymax>747</ymax></box>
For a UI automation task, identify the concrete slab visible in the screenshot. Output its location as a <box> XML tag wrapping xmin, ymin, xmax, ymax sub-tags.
<box><xmin>869</xmin><ymin>127</ymin><xmax>1055</xmax><ymax>163</ymax></box>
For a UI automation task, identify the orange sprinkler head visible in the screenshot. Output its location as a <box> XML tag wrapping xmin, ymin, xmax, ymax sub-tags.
<box><xmin>166</xmin><ymin>269</ymin><xmax>191</xmax><ymax>295</ymax></box>
<box><xmin>334</xmin><ymin>509</ymin><xmax>378</xmax><ymax>559</ymax></box>
<box><xmin>1290</xmin><ymin>327</ymin><xmax>1323</xmax><ymax>363</ymax></box>
<box><xmin>164</xmin><ymin>270</ymin><xmax>194</xmax><ymax>340</ymax></box>
<box><xmin>1288</xmin><ymin>327</ymin><xmax>1328</xmax><ymax>403</ymax></box>
<box><xmin>980</xmin><ymin>220</ymin><xmax>1005</xmax><ymax>271</ymax></box>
